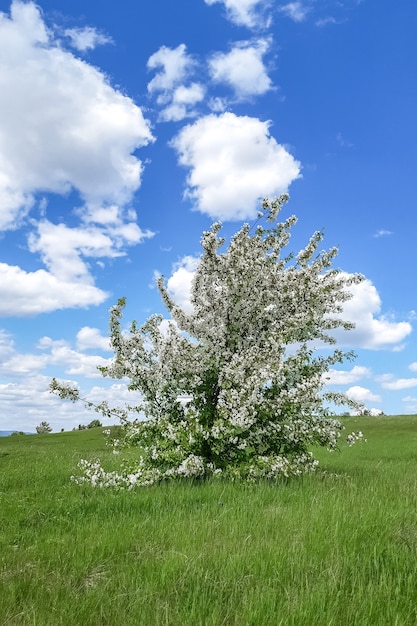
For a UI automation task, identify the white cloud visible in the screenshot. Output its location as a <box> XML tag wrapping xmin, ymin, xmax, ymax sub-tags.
<box><xmin>76</xmin><ymin>327</ymin><xmax>111</xmax><ymax>352</ymax></box>
<box><xmin>279</xmin><ymin>2</ymin><xmax>310</xmax><ymax>23</ymax></box>
<box><xmin>0</xmin><ymin>330</ymin><xmax>14</xmax><ymax>361</ymax></box>
<box><xmin>147</xmin><ymin>44</ymin><xmax>204</xmax><ymax>121</ymax></box>
<box><xmin>173</xmin><ymin>84</ymin><xmax>205</xmax><ymax>106</ymax></box>
<box><xmin>87</xmin><ymin>383</ymin><xmax>143</xmax><ymax>413</ymax></box>
<box><xmin>0</xmin><ymin>327</ymin><xmax>110</xmax><ymax>379</ymax></box>
<box><xmin>209</xmin><ymin>39</ymin><xmax>273</xmax><ymax>98</ymax></box>
<box><xmin>401</xmin><ymin>396</ymin><xmax>417</xmax><ymax>413</ymax></box>
<box><xmin>208</xmin><ymin>96</ymin><xmax>229</xmax><ymax>113</ymax></box>
<box><xmin>334</xmin><ymin>275</ymin><xmax>412</xmax><ymax>350</ymax></box>
<box><xmin>346</xmin><ymin>386</ymin><xmax>381</xmax><ymax>404</ymax></box>
<box><xmin>0</xmin><ymin>215</ymin><xmax>154</xmax><ymax>316</ymax></box>
<box><xmin>147</xmin><ymin>44</ymin><xmax>195</xmax><ymax>94</ymax></box>
<box><xmin>409</xmin><ymin>363</ymin><xmax>417</xmax><ymax>372</ymax></box>
<box><xmin>64</xmin><ymin>26</ymin><xmax>113</xmax><ymax>52</ymax></box>
<box><xmin>0</xmin><ymin>374</ymin><xmax>143</xmax><ymax>432</ymax></box>
<box><xmin>28</xmin><ymin>220</ymin><xmax>153</xmax><ymax>282</ymax></box>
<box><xmin>0</xmin><ymin>375</ymin><xmax>89</xmax><ymax>432</ymax></box>
<box><xmin>204</xmin><ymin>0</ymin><xmax>269</xmax><ymax>28</ymax></box>
<box><xmin>171</xmin><ymin>112</ymin><xmax>301</xmax><ymax>220</ymax></box>
<box><xmin>28</xmin><ymin>222</ymin><xmax>121</xmax><ymax>282</ymax></box>
<box><xmin>158</xmin><ymin>318</ymin><xmax>179</xmax><ymax>338</ymax></box>
<box><xmin>326</xmin><ymin>365</ymin><xmax>371</xmax><ymax>385</ymax></box>
<box><xmin>166</xmin><ymin>256</ymin><xmax>200</xmax><ymax>312</ymax></box>
<box><xmin>0</xmin><ymin>352</ymin><xmax>46</xmax><ymax>376</ymax></box>
<box><xmin>37</xmin><ymin>336</ymin><xmax>111</xmax><ymax>378</ymax></box>
<box><xmin>0</xmin><ymin>262</ymin><xmax>107</xmax><ymax>316</ymax></box>
<box><xmin>0</xmin><ymin>325</ymin><xmax>144</xmax><ymax>430</ymax></box>
<box><xmin>373</xmin><ymin>229</ymin><xmax>393</xmax><ymax>238</ymax></box>
<box><xmin>315</xmin><ymin>16</ymin><xmax>338</xmax><ymax>27</ymax></box>
<box><xmin>159</xmin><ymin>83</ymin><xmax>205</xmax><ymax>122</ymax></box>
<box><xmin>0</xmin><ymin>1</ymin><xmax>153</xmax><ymax>232</ymax></box>
<box><xmin>0</xmin><ymin>1</ymin><xmax>156</xmax><ymax>314</ymax></box>
<box><xmin>378</xmin><ymin>374</ymin><xmax>417</xmax><ymax>391</ymax></box>
<box><xmin>402</xmin><ymin>396</ymin><xmax>417</xmax><ymax>402</ymax></box>
<box><xmin>0</xmin><ymin>331</ymin><xmax>47</xmax><ymax>376</ymax></box>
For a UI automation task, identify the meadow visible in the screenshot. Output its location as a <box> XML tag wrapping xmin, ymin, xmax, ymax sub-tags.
<box><xmin>1</xmin><ymin>415</ymin><xmax>416</xmax><ymax>626</ymax></box>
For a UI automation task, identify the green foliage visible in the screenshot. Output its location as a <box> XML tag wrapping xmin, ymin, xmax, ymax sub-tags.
<box><xmin>87</xmin><ymin>419</ymin><xmax>103</xmax><ymax>429</ymax></box>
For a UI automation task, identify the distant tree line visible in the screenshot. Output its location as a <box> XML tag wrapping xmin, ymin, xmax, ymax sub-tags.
<box><xmin>72</xmin><ymin>419</ymin><xmax>103</xmax><ymax>431</ymax></box>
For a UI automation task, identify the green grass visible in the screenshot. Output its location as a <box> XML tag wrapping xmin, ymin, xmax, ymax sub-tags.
<box><xmin>1</xmin><ymin>416</ymin><xmax>416</xmax><ymax>625</ymax></box>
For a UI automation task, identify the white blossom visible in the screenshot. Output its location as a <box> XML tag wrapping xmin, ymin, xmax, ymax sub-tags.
<box><xmin>53</xmin><ymin>196</ymin><xmax>364</xmax><ymax>487</ymax></box>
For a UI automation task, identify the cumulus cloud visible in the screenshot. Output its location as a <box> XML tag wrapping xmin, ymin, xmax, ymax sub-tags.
<box><xmin>0</xmin><ymin>331</ymin><xmax>47</xmax><ymax>375</ymax></box>
<box><xmin>147</xmin><ymin>44</ymin><xmax>195</xmax><ymax>93</ymax></box>
<box><xmin>0</xmin><ymin>1</ymin><xmax>156</xmax><ymax>313</ymax></box>
<box><xmin>204</xmin><ymin>0</ymin><xmax>269</xmax><ymax>28</ymax></box>
<box><xmin>0</xmin><ymin>325</ymin><xmax>145</xmax><ymax>431</ymax></box>
<box><xmin>64</xmin><ymin>26</ymin><xmax>113</xmax><ymax>52</ymax></box>
<box><xmin>326</xmin><ymin>365</ymin><xmax>371</xmax><ymax>386</ymax></box>
<box><xmin>0</xmin><ymin>262</ymin><xmax>107</xmax><ymax>316</ymax></box>
<box><xmin>28</xmin><ymin>220</ymin><xmax>153</xmax><ymax>282</ymax></box>
<box><xmin>147</xmin><ymin>44</ymin><xmax>204</xmax><ymax>121</ymax></box>
<box><xmin>166</xmin><ymin>256</ymin><xmax>200</xmax><ymax>312</ymax></box>
<box><xmin>346</xmin><ymin>386</ymin><xmax>381</xmax><ymax>404</ymax></box>
<box><xmin>0</xmin><ymin>1</ymin><xmax>153</xmax><ymax>232</ymax></box>
<box><xmin>0</xmin><ymin>375</ymin><xmax>88</xmax><ymax>432</ymax></box>
<box><xmin>76</xmin><ymin>327</ymin><xmax>111</xmax><ymax>352</ymax></box>
<box><xmin>378</xmin><ymin>374</ymin><xmax>417</xmax><ymax>391</ymax></box>
<box><xmin>37</xmin><ymin>336</ymin><xmax>111</xmax><ymax>378</ymax></box>
<box><xmin>171</xmin><ymin>112</ymin><xmax>301</xmax><ymax>220</ymax></box>
<box><xmin>28</xmin><ymin>222</ymin><xmax>121</xmax><ymax>282</ymax></box>
<box><xmin>0</xmin><ymin>375</ymin><xmax>143</xmax><ymax>432</ymax></box>
<box><xmin>279</xmin><ymin>2</ymin><xmax>310</xmax><ymax>22</ymax></box>
<box><xmin>87</xmin><ymin>383</ymin><xmax>143</xmax><ymax>412</ymax></box>
<box><xmin>333</xmin><ymin>275</ymin><xmax>412</xmax><ymax>350</ymax></box>
<box><xmin>209</xmin><ymin>39</ymin><xmax>272</xmax><ymax>98</ymax></box>
<box><xmin>0</xmin><ymin>214</ymin><xmax>154</xmax><ymax>316</ymax></box>
<box><xmin>0</xmin><ymin>327</ymin><xmax>111</xmax><ymax>379</ymax></box>
<box><xmin>0</xmin><ymin>218</ymin><xmax>153</xmax><ymax>316</ymax></box>
<box><xmin>159</xmin><ymin>83</ymin><xmax>206</xmax><ymax>122</ymax></box>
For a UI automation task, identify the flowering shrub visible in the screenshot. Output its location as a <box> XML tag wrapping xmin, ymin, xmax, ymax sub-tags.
<box><xmin>346</xmin><ymin>431</ymin><xmax>366</xmax><ymax>446</ymax></box>
<box><xmin>52</xmin><ymin>195</ymin><xmax>365</xmax><ymax>487</ymax></box>
<box><xmin>36</xmin><ymin>421</ymin><xmax>52</xmax><ymax>434</ymax></box>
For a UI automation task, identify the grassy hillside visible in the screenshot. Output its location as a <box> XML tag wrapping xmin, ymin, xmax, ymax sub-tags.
<box><xmin>1</xmin><ymin>416</ymin><xmax>416</xmax><ymax>625</ymax></box>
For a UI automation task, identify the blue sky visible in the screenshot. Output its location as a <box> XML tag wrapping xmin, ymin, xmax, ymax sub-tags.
<box><xmin>0</xmin><ymin>0</ymin><xmax>416</xmax><ymax>432</ymax></box>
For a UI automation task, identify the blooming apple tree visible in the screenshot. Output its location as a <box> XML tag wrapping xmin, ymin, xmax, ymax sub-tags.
<box><xmin>51</xmin><ymin>195</ymin><xmax>363</xmax><ymax>487</ymax></box>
